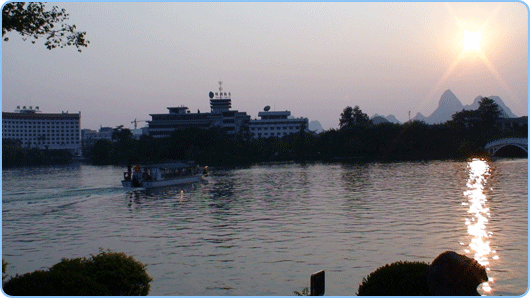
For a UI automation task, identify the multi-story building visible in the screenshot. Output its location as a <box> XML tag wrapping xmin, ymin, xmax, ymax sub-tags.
<box><xmin>81</xmin><ymin>128</ymin><xmax>98</xmax><ymax>141</ymax></box>
<box><xmin>248</xmin><ymin>106</ymin><xmax>309</xmax><ymax>139</ymax></box>
<box><xmin>2</xmin><ymin>106</ymin><xmax>81</xmax><ymax>155</ymax></box>
<box><xmin>81</xmin><ymin>127</ymin><xmax>115</xmax><ymax>144</ymax></box>
<box><xmin>147</xmin><ymin>82</ymin><xmax>251</xmax><ymax>138</ymax></box>
<box><xmin>92</xmin><ymin>127</ymin><xmax>114</xmax><ymax>141</ymax></box>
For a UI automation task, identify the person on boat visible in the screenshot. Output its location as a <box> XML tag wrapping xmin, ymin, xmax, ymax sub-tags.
<box><xmin>125</xmin><ymin>164</ymin><xmax>132</xmax><ymax>181</ymax></box>
<box><xmin>132</xmin><ymin>174</ymin><xmax>141</xmax><ymax>187</ymax></box>
<box><xmin>143</xmin><ymin>169</ymin><xmax>152</xmax><ymax>180</ymax></box>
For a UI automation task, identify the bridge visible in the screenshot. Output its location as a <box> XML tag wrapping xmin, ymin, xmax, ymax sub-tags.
<box><xmin>484</xmin><ymin>138</ymin><xmax>528</xmax><ymax>156</ymax></box>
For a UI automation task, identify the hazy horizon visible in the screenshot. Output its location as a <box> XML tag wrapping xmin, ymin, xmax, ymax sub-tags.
<box><xmin>2</xmin><ymin>2</ymin><xmax>528</xmax><ymax>130</ymax></box>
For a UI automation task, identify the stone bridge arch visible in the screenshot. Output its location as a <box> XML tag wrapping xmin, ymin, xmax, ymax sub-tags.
<box><xmin>484</xmin><ymin>138</ymin><xmax>528</xmax><ymax>157</ymax></box>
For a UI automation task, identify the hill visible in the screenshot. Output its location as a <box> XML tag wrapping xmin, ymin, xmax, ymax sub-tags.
<box><xmin>411</xmin><ymin>90</ymin><xmax>517</xmax><ymax>124</ymax></box>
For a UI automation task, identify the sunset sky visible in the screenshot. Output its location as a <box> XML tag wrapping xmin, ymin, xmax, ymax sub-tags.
<box><xmin>2</xmin><ymin>2</ymin><xmax>528</xmax><ymax>130</ymax></box>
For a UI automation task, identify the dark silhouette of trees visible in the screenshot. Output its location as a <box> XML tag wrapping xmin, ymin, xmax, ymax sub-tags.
<box><xmin>339</xmin><ymin>106</ymin><xmax>354</xmax><ymax>129</ymax></box>
<box><xmin>447</xmin><ymin>97</ymin><xmax>510</xmax><ymax>155</ymax></box>
<box><xmin>339</xmin><ymin>105</ymin><xmax>371</xmax><ymax>129</ymax></box>
<box><xmin>79</xmin><ymin>99</ymin><xmax>526</xmax><ymax>167</ymax></box>
<box><xmin>90</xmin><ymin>139</ymin><xmax>114</xmax><ymax>165</ymax></box>
<box><xmin>2</xmin><ymin>145</ymin><xmax>72</xmax><ymax>167</ymax></box>
<box><xmin>449</xmin><ymin>97</ymin><xmax>503</xmax><ymax>131</ymax></box>
<box><xmin>111</xmin><ymin>126</ymin><xmax>137</xmax><ymax>164</ymax></box>
<box><xmin>477</xmin><ymin>97</ymin><xmax>503</xmax><ymax>131</ymax></box>
<box><xmin>2</xmin><ymin>2</ymin><xmax>89</xmax><ymax>51</ymax></box>
<box><xmin>352</xmin><ymin>106</ymin><xmax>371</xmax><ymax>126</ymax></box>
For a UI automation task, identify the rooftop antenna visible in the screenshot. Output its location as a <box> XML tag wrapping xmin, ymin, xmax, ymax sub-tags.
<box><xmin>219</xmin><ymin>80</ymin><xmax>223</xmax><ymax>99</ymax></box>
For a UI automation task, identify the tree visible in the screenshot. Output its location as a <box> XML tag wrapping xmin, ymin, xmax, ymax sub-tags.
<box><xmin>477</xmin><ymin>97</ymin><xmax>502</xmax><ymax>130</ymax></box>
<box><xmin>2</xmin><ymin>2</ymin><xmax>89</xmax><ymax>51</ymax></box>
<box><xmin>112</xmin><ymin>125</ymin><xmax>133</xmax><ymax>143</ymax></box>
<box><xmin>352</xmin><ymin>105</ymin><xmax>371</xmax><ymax>126</ymax></box>
<box><xmin>449</xmin><ymin>97</ymin><xmax>502</xmax><ymax>137</ymax></box>
<box><xmin>339</xmin><ymin>105</ymin><xmax>371</xmax><ymax>129</ymax></box>
<box><xmin>339</xmin><ymin>106</ymin><xmax>354</xmax><ymax>129</ymax></box>
<box><xmin>90</xmin><ymin>139</ymin><xmax>114</xmax><ymax>165</ymax></box>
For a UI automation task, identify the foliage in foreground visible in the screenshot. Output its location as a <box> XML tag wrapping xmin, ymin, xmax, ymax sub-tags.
<box><xmin>356</xmin><ymin>261</ymin><xmax>430</xmax><ymax>296</ymax></box>
<box><xmin>2</xmin><ymin>259</ymin><xmax>7</xmax><ymax>282</ymax></box>
<box><xmin>2</xmin><ymin>2</ymin><xmax>89</xmax><ymax>51</ymax></box>
<box><xmin>2</xmin><ymin>250</ymin><xmax>152</xmax><ymax>296</ymax></box>
<box><xmin>294</xmin><ymin>287</ymin><xmax>309</xmax><ymax>296</ymax></box>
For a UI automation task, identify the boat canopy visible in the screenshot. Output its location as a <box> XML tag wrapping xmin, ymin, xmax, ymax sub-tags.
<box><xmin>143</xmin><ymin>161</ymin><xmax>195</xmax><ymax>169</ymax></box>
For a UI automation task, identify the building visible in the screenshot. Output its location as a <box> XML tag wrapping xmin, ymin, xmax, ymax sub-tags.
<box><xmin>81</xmin><ymin>127</ymin><xmax>115</xmax><ymax>145</ymax></box>
<box><xmin>81</xmin><ymin>128</ymin><xmax>98</xmax><ymax>141</ymax></box>
<box><xmin>147</xmin><ymin>82</ymin><xmax>251</xmax><ymax>138</ymax></box>
<box><xmin>93</xmin><ymin>127</ymin><xmax>114</xmax><ymax>141</ymax></box>
<box><xmin>248</xmin><ymin>106</ymin><xmax>309</xmax><ymax>138</ymax></box>
<box><xmin>2</xmin><ymin>106</ymin><xmax>81</xmax><ymax>155</ymax></box>
<box><xmin>496</xmin><ymin>116</ymin><xmax>528</xmax><ymax>131</ymax></box>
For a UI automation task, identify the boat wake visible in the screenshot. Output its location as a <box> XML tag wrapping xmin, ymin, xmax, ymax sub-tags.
<box><xmin>2</xmin><ymin>187</ymin><xmax>124</xmax><ymax>216</ymax></box>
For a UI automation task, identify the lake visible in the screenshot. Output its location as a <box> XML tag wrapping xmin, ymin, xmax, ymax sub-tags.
<box><xmin>2</xmin><ymin>158</ymin><xmax>527</xmax><ymax>295</ymax></box>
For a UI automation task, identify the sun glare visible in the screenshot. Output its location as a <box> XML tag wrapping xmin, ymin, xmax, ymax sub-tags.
<box><xmin>427</xmin><ymin>3</ymin><xmax>515</xmax><ymax>112</ymax></box>
<box><xmin>464</xmin><ymin>30</ymin><xmax>482</xmax><ymax>51</ymax></box>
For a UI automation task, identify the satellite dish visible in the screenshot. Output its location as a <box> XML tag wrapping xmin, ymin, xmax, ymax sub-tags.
<box><xmin>209</xmin><ymin>91</ymin><xmax>214</xmax><ymax>99</ymax></box>
<box><xmin>264</xmin><ymin>105</ymin><xmax>270</xmax><ymax>111</ymax></box>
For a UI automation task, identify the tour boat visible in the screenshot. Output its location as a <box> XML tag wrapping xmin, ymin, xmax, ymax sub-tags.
<box><xmin>122</xmin><ymin>161</ymin><xmax>206</xmax><ymax>188</ymax></box>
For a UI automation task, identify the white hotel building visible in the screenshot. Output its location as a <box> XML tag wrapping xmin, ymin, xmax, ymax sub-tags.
<box><xmin>2</xmin><ymin>106</ymin><xmax>82</xmax><ymax>155</ymax></box>
<box><xmin>248</xmin><ymin>107</ymin><xmax>309</xmax><ymax>139</ymax></box>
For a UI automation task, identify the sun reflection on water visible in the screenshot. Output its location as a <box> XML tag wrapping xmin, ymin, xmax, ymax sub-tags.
<box><xmin>463</xmin><ymin>158</ymin><xmax>498</xmax><ymax>294</ymax></box>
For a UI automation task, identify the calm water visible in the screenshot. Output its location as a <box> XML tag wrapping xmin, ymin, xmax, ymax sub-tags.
<box><xmin>2</xmin><ymin>159</ymin><xmax>527</xmax><ymax>296</ymax></box>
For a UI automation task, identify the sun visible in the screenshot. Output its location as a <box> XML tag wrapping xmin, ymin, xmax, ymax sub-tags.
<box><xmin>426</xmin><ymin>3</ymin><xmax>516</xmax><ymax>106</ymax></box>
<box><xmin>464</xmin><ymin>30</ymin><xmax>482</xmax><ymax>51</ymax></box>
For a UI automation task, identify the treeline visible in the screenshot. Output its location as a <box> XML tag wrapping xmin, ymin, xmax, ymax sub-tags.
<box><xmin>84</xmin><ymin>98</ymin><xmax>526</xmax><ymax>166</ymax></box>
<box><xmin>4</xmin><ymin>98</ymin><xmax>525</xmax><ymax>167</ymax></box>
<box><xmin>2</xmin><ymin>140</ymin><xmax>73</xmax><ymax>167</ymax></box>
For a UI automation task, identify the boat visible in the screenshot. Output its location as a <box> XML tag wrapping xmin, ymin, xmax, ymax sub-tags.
<box><xmin>122</xmin><ymin>161</ymin><xmax>205</xmax><ymax>188</ymax></box>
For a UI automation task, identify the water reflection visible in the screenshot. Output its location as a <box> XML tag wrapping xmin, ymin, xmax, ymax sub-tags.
<box><xmin>463</xmin><ymin>158</ymin><xmax>498</xmax><ymax>293</ymax></box>
<box><xmin>126</xmin><ymin>183</ymin><xmax>199</xmax><ymax>208</ymax></box>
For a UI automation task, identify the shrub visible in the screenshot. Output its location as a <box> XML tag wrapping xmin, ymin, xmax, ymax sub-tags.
<box><xmin>357</xmin><ymin>261</ymin><xmax>430</xmax><ymax>296</ymax></box>
<box><xmin>3</xmin><ymin>250</ymin><xmax>152</xmax><ymax>296</ymax></box>
<box><xmin>2</xmin><ymin>259</ymin><xmax>7</xmax><ymax>282</ymax></box>
<box><xmin>2</xmin><ymin>270</ymin><xmax>57</xmax><ymax>296</ymax></box>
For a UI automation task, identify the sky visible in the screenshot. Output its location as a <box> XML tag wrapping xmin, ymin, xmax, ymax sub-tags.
<box><xmin>2</xmin><ymin>2</ymin><xmax>528</xmax><ymax>130</ymax></box>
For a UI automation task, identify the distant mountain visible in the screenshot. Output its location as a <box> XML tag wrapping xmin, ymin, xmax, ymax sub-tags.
<box><xmin>371</xmin><ymin>115</ymin><xmax>390</xmax><ymax>125</ymax></box>
<box><xmin>371</xmin><ymin>114</ymin><xmax>401</xmax><ymax>124</ymax></box>
<box><xmin>424</xmin><ymin>89</ymin><xmax>464</xmax><ymax>124</ymax></box>
<box><xmin>385</xmin><ymin>115</ymin><xmax>401</xmax><ymax>124</ymax></box>
<box><xmin>464</xmin><ymin>95</ymin><xmax>517</xmax><ymax>118</ymax></box>
<box><xmin>411</xmin><ymin>112</ymin><xmax>426</xmax><ymax>122</ymax></box>
<box><xmin>413</xmin><ymin>90</ymin><xmax>517</xmax><ymax>124</ymax></box>
<box><xmin>309</xmin><ymin>120</ymin><xmax>324</xmax><ymax>133</ymax></box>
